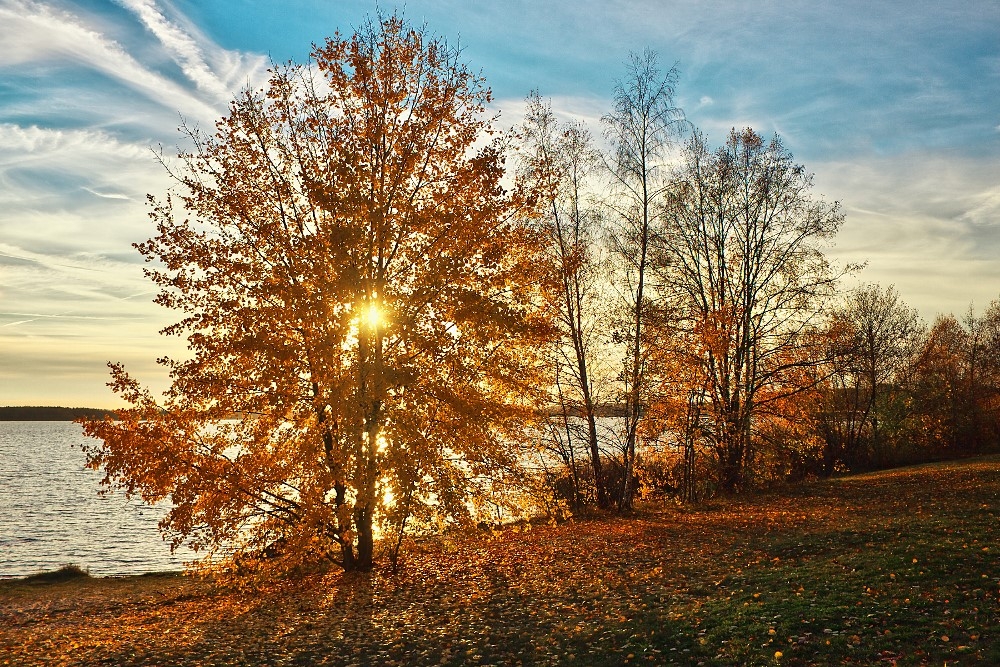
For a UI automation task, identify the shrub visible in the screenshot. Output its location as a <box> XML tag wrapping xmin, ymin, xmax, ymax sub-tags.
<box><xmin>23</xmin><ymin>563</ymin><xmax>90</xmax><ymax>583</ymax></box>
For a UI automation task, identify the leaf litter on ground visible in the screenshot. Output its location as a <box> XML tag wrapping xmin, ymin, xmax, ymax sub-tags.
<box><xmin>2</xmin><ymin>455</ymin><xmax>999</xmax><ymax>666</ymax></box>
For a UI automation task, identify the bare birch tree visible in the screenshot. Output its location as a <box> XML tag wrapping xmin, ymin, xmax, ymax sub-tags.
<box><xmin>602</xmin><ymin>50</ymin><xmax>686</xmax><ymax>510</ymax></box>
<box><xmin>519</xmin><ymin>91</ymin><xmax>611</xmax><ymax>508</ymax></box>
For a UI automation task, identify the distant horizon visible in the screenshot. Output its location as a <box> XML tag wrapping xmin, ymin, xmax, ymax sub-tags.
<box><xmin>0</xmin><ymin>406</ymin><xmax>118</xmax><ymax>425</ymax></box>
<box><xmin>0</xmin><ymin>405</ymin><xmax>117</xmax><ymax>409</ymax></box>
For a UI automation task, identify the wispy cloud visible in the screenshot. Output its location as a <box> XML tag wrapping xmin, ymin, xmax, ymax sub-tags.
<box><xmin>0</xmin><ymin>0</ymin><xmax>223</xmax><ymax>124</ymax></box>
<box><xmin>0</xmin><ymin>124</ymin><xmax>167</xmax><ymax>250</ymax></box>
<box><xmin>0</xmin><ymin>123</ymin><xmax>150</xmax><ymax>162</ymax></box>
<box><xmin>81</xmin><ymin>187</ymin><xmax>132</xmax><ymax>201</ymax></box>
<box><xmin>0</xmin><ymin>0</ymin><xmax>270</xmax><ymax>405</ymax></box>
<box><xmin>114</xmin><ymin>0</ymin><xmax>239</xmax><ymax>103</ymax></box>
<box><xmin>813</xmin><ymin>150</ymin><xmax>1000</xmax><ymax>318</ymax></box>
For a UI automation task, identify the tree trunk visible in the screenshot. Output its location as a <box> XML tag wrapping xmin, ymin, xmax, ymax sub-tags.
<box><xmin>821</xmin><ymin>436</ymin><xmax>838</xmax><ymax>477</ymax></box>
<box><xmin>718</xmin><ymin>446</ymin><xmax>743</xmax><ymax>494</ymax></box>
<box><xmin>586</xmin><ymin>411</ymin><xmax>609</xmax><ymax>509</ymax></box>
<box><xmin>717</xmin><ymin>410</ymin><xmax>746</xmax><ymax>494</ymax></box>
<box><xmin>341</xmin><ymin>538</ymin><xmax>357</xmax><ymax>571</ymax></box>
<box><xmin>354</xmin><ymin>504</ymin><xmax>375</xmax><ymax>571</ymax></box>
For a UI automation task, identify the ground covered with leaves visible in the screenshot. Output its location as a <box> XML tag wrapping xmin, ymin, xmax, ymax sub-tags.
<box><xmin>3</xmin><ymin>456</ymin><xmax>999</xmax><ymax>666</ymax></box>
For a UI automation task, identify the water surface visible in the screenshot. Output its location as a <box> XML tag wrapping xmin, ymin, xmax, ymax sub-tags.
<box><xmin>0</xmin><ymin>421</ymin><xmax>191</xmax><ymax>577</ymax></box>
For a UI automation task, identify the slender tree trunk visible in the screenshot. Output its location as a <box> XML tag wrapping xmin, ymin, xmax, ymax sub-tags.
<box><xmin>619</xmin><ymin>172</ymin><xmax>650</xmax><ymax>513</ymax></box>
<box><xmin>355</xmin><ymin>505</ymin><xmax>374</xmax><ymax>571</ymax></box>
<box><xmin>558</xmin><ymin>189</ymin><xmax>606</xmax><ymax>509</ymax></box>
<box><xmin>554</xmin><ymin>371</ymin><xmax>582</xmax><ymax>510</ymax></box>
<box><xmin>586</xmin><ymin>409</ymin><xmax>606</xmax><ymax>508</ymax></box>
<box><xmin>339</xmin><ymin>484</ymin><xmax>358</xmax><ymax>570</ymax></box>
<box><xmin>569</xmin><ymin>285</ymin><xmax>606</xmax><ymax>508</ymax></box>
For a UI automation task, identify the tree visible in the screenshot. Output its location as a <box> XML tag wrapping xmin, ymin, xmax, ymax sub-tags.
<box><xmin>602</xmin><ymin>50</ymin><xmax>685</xmax><ymax>510</ymax></box>
<box><xmin>971</xmin><ymin>300</ymin><xmax>1000</xmax><ymax>449</ymax></box>
<box><xmin>910</xmin><ymin>302</ymin><xmax>1000</xmax><ymax>457</ymax></box>
<box><xmin>519</xmin><ymin>91</ymin><xmax>610</xmax><ymax>509</ymax></box>
<box><xmin>909</xmin><ymin>314</ymin><xmax>969</xmax><ymax>455</ymax></box>
<box><xmin>81</xmin><ymin>15</ymin><xmax>555</xmax><ymax>574</ymax></box>
<box><xmin>654</xmin><ymin>129</ymin><xmax>850</xmax><ymax>493</ymax></box>
<box><xmin>818</xmin><ymin>284</ymin><xmax>922</xmax><ymax>471</ymax></box>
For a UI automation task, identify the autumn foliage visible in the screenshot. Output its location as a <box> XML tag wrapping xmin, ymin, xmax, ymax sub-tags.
<box><xmin>75</xmin><ymin>10</ymin><xmax>1000</xmax><ymax>586</ymax></box>
<box><xmin>81</xmin><ymin>15</ymin><xmax>555</xmax><ymax>573</ymax></box>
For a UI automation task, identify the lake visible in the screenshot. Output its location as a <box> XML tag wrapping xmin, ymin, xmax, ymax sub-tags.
<box><xmin>0</xmin><ymin>421</ymin><xmax>191</xmax><ymax>578</ymax></box>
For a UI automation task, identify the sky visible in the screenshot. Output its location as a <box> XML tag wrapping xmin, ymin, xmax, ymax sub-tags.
<box><xmin>1</xmin><ymin>0</ymin><xmax>999</xmax><ymax>408</ymax></box>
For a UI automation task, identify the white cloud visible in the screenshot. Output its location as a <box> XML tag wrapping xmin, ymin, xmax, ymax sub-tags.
<box><xmin>82</xmin><ymin>187</ymin><xmax>132</xmax><ymax>201</ymax></box>
<box><xmin>114</xmin><ymin>0</ymin><xmax>240</xmax><ymax>103</ymax></box>
<box><xmin>0</xmin><ymin>0</ymin><xmax>223</xmax><ymax>124</ymax></box>
<box><xmin>494</xmin><ymin>93</ymin><xmax>608</xmax><ymax>133</ymax></box>
<box><xmin>0</xmin><ymin>123</ymin><xmax>151</xmax><ymax>162</ymax></box>
<box><xmin>0</xmin><ymin>124</ymin><xmax>169</xmax><ymax>239</ymax></box>
<box><xmin>960</xmin><ymin>185</ymin><xmax>1000</xmax><ymax>228</ymax></box>
<box><xmin>813</xmin><ymin>151</ymin><xmax>1000</xmax><ymax>319</ymax></box>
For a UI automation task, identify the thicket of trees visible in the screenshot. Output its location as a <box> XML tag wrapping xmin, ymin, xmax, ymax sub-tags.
<box><xmin>523</xmin><ymin>56</ymin><xmax>1000</xmax><ymax>508</ymax></box>
<box><xmin>81</xmin><ymin>14</ymin><xmax>1000</xmax><ymax>574</ymax></box>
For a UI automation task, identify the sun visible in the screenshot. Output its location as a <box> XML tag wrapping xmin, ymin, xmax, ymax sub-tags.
<box><xmin>362</xmin><ymin>302</ymin><xmax>383</xmax><ymax>329</ymax></box>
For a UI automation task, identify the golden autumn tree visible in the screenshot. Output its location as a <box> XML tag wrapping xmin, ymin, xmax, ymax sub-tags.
<box><xmin>81</xmin><ymin>15</ymin><xmax>555</xmax><ymax>573</ymax></box>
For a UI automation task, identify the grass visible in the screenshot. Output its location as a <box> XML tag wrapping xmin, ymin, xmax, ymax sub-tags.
<box><xmin>21</xmin><ymin>563</ymin><xmax>90</xmax><ymax>583</ymax></box>
<box><xmin>1</xmin><ymin>456</ymin><xmax>998</xmax><ymax>665</ymax></box>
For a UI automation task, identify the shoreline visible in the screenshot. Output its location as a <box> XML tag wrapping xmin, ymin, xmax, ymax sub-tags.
<box><xmin>0</xmin><ymin>568</ymin><xmax>186</xmax><ymax>584</ymax></box>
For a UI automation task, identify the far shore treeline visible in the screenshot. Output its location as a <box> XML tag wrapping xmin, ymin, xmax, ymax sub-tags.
<box><xmin>0</xmin><ymin>406</ymin><xmax>117</xmax><ymax>421</ymax></box>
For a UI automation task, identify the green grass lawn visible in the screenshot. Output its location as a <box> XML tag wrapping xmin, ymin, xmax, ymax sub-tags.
<box><xmin>2</xmin><ymin>456</ymin><xmax>998</xmax><ymax>665</ymax></box>
<box><xmin>635</xmin><ymin>458</ymin><xmax>999</xmax><ymax>666</ymax></box>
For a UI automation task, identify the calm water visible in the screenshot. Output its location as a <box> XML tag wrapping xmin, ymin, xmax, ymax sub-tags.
<box><xmin>0</xmin><ymin>421</ymin><xmax>191</xmax><ymax>577</ymax></box>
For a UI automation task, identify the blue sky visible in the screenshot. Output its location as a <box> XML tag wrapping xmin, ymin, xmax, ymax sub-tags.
<box><xmin>1</xmin><ymin>0</ymin><xmax>999</xmax><ymax>407</ymax></box>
